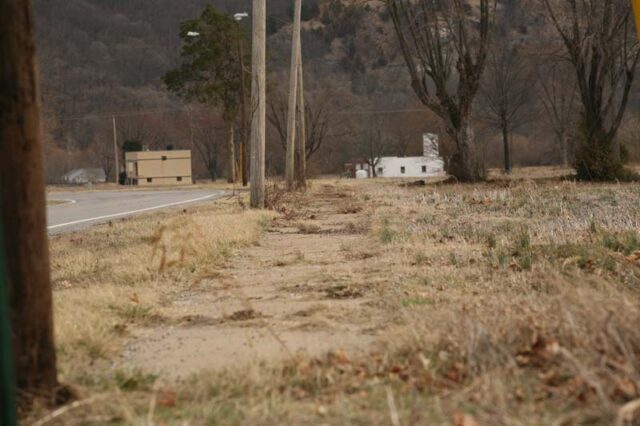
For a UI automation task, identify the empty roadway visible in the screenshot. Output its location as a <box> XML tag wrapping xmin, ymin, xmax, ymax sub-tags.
<box><xmin>47</xmin><ymin>189</ymin><xmax>226</xmax><ymax>234</ymax></box>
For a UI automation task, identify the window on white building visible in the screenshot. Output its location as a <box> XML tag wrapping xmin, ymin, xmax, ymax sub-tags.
<box><xmin>422</xmin><ymin>165</ymin><xmax>427</xmax><ymax>173</ymax></box>
<box><xmin>400</xmin><ymin>166</ymin><xmax>406</xmax><ymax>174</ymax></box>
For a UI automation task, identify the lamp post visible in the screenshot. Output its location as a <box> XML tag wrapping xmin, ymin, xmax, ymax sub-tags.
<box><xmin>235</xmin><ymin>12</ymin><xmax>249</xmax><ymax>187</ymax></box>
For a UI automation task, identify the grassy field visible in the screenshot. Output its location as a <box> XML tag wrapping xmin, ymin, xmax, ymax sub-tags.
<box><xmin>30</xmin><ymin>169</ymin><xmax>640</xmax><ymax>425</ymax></box>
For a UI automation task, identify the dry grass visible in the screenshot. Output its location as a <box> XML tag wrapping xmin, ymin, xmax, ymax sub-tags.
<box><xmin>30</xmin><ymin>170</ymin><xmax>640</xmax><ymax>425</ymax></box>
<box><xmin>49</xmin><ymin>195</ymin><xmax>273</xmax><ymax>384</ymax></box>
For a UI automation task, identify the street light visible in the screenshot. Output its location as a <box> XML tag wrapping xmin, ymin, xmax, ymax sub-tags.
<box><xmin>234</xmin><ymin>12</ymin><xmax>249</xmax><ymax>21</ymax></box>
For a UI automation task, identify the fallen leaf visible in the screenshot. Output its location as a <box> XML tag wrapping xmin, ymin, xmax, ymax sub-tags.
<box><xmin>615</xmin><ymin>378</ymin><xmax>638</xmax><ymax>400</ymax></box>
<box><xmin>158</xmin><ymin>388</ymin><xmax>176</xmax><ymax>407</ymax></box>
<box><xmin>452</xmin><ymin>411</ymin><xmax>479</xmax><ymax>426</ymax></box>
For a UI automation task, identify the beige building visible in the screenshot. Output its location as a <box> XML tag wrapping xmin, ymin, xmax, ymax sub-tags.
<box><xmin>125</xmin><ymin>150</ymin><xmax>192</xmax><ymax>186</ymax></box>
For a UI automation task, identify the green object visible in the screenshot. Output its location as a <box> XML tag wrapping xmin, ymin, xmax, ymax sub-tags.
<box><xmin>0</xmin><ymin>214</ymin><xmax>17</xmax><ymax>426</ymax></box>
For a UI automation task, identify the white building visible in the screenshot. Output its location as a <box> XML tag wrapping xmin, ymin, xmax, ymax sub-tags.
<box><xmin>375</xmin><ymin>134</ymin><xmax>445</xmax><ymax>178</ymax></box>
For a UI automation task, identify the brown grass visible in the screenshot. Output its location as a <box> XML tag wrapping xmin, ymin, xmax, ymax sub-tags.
<box><xmin>49</xmin><ymin>195</ymin><xmax>273</xmax><ymax>383</ymax></box>
<box><xmin>29</xmin><ymin>169</ymin><xmax>640</xmax><ymax>425</ymax></box>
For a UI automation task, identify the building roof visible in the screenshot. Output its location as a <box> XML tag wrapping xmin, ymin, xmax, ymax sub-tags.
<box><xmin>125</xmin><ymin>150</ymin><xmax>191</xmax><ymax>160</ymax></box>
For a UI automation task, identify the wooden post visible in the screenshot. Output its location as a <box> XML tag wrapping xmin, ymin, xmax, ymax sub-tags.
<box><xmin>285</xmin><ymin>0</ymin><xmax>302</xmax><ymax>189</ymax></box>
<box><xmin>0</xmin><ymin>0</ymin><xmax>58</xmax><ymax>404</ymax></box>
<box><xmin>239</xmin><ymin>38</ymin><xmax>248</xmax><ymax>187</ymax></box>
<box><xmin>0</xmin><ymin>223</ymin><xmax>17</xmax><ymax>426</ymax></box>
<box><xmin>227</xmin><ymin>121</ymin><xmax>236</xmax><ymax>183</ymax></box>
<box><xmin>296</xmin><ymin>41</ymin><xmax>307</xmax><ymax>188</ymax></box>
<box><xmin>250</xmin><ymin>0</ymin><xmax>266</xmax><ymax>208</ymax></box>
<box><xmin>112</xmin><ymin>116</ymin><xmax>119</xmax><ymax>184</ymax></box>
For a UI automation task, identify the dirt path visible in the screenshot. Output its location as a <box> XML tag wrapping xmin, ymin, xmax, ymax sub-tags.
<box><xmin>119</xmin><ymin>184</ymin><xmax>387</xmax><ymax>377</ymax></box>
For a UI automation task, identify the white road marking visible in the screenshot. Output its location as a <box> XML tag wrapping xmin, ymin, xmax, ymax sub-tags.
<box><xmin>49</xmin><ymin>198</ymin><xmax>77</xmax><ymax>205</ymax></box>
<box><xmin>47</xmin><ymin>193</ymin><xmax>219</xmax><ymax>230</ymax></box>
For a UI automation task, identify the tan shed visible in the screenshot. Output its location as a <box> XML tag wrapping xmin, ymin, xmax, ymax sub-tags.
<box><xmin>125</xmin><ymin>150</ymin><xmax>192</xmax><ymax>186</ymax></box>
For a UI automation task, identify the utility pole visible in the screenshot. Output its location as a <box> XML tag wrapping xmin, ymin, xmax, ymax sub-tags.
<box><xmin>238</xmin><ymin>36</ymin><xmax>248</xmax><ymax>186</ymax></box>
<box><xmin>250</xmin><ymin>0</ymin><xmax>266</xmax><ymax>208</ymax></box>
<box><xmin>112</xmin><ymin>115</ymin><xmax>119</xmax><ymax>184</ymax></box>
<box><xmin>285</xmin><ymin>0</ymin><xmax>302</xmax><ymax>189</ymax></box>
<box><xmin>296</xmin><ymin>41</ymin><xmax>307</xmax><ymax>188</ymax></box>
<box><xmin>0</xmin><ymin>0</ymin><xmax>58</xmax><ymax>408</ymax></box>
<box><xmin>234</xmin><ymin>12</ymin><xmax>249</xmax><ymax>187</ymax></box>
<box><xmin>227</xmin><ymin>123</ymin><xmax>236</xmax><ymax>183</ymax></box>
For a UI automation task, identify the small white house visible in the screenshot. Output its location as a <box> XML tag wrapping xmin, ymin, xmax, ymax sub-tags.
<box><xmin>375</xmin><ymin>134</ymin><xmax>445</xmax><ymax>178</ymax></box>
<box><xmin>63</xmin><ymin>168</ymin><xmax>107</xmax><ymax>184</ymax></box>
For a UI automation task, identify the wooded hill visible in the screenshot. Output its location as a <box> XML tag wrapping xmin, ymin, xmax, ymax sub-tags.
<box><xmin>34</xmin><ymin>0</ymin><xmax>640</xmax><ymax>182</ymax></box>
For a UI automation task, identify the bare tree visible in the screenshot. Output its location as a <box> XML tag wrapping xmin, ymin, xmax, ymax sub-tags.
<box><xmin>90</xmin><ymin>137</ymin><xmax>115</xmax><ymax>181</ymax></box>
<box><xmin>542</xmin><ymin>0</ymin><xmax>640</xmax><ymax>180</ymax></box>
<box><xmin>537</xmin><ymin>60</ymin><xmax>578</xmax><ymax>166</ymax></box>
<box><xmin>268</xmin><ymin>89</ymin><xmax>341</xmax><ymax>163</ymax></box>
<box><xmin>386</xmin><ymin>0</ymin><xmax>495</xmax><ymax>181</ymax></box>
<box><xmin>479</xmin><ymin>42</ymin><xmax>536</xmax><ymax>174</ymax></box>
<box><xmin>355</xmin><ymin>115</ymin><xmax>392</xmax><ymax>177</ymax></box>
<box><xmin>194</xmin><ymin>125</ymin><xmax>222</xmax><ymax>181</ymax></box>
<box><xmin>0</xmin><ymin>0</ymin><xmax>59</xmax><ymax>406</ymax></box>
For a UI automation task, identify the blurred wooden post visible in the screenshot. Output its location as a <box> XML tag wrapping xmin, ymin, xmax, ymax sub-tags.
<box><xmin>0</xmin><ymin>0</ymin><xmax>59</xmax><ymax>405</ymax></box>
<box><xmin>250</xmin><ymin>0</ymin><xmax>266</xmax><ymax>208</ymax></box>
<box><xmin>285</xmin><ymin>0</ymin><xmax>302</xmax><ymax>189</ymax></box>
<box><xmin>633</xmin><ymin>0</ymin><xmax>640</xmax><ymax>40</ymax></box>
<box><xmin>0</xmin><ymin>221</ymin><xmax>17</xmax><ymax>426</ymax></box>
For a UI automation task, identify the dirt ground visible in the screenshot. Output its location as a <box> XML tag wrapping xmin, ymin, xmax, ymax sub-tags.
<box><xmin>118</xmin><ymin>185</ymin><xmax>381</xmax><ymax>375</ymax></box>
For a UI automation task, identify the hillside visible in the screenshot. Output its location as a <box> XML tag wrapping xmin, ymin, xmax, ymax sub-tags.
<box><xmin>35</xmin><ymin>0</ymin><xmax>423</xmax><ymax>180</ymax></box>
<box><xmin>33</xmin><ymin>0</ymin><xmax>640</xmax><ymax>182</ymax></box>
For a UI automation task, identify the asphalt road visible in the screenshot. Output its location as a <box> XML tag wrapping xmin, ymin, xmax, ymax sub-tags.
<box><xmin>47</xmin><ymin>189</ymin><xmax>226</xmax><ymax>234</ymax></box>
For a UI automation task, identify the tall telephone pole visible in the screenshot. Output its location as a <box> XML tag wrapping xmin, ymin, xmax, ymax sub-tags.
<box><xmin>250</xmin><ymin>0</ymin><xmax>266</xmax><ymax>208</ymax></box>
<box><xmin>0</xmin><ymin>0</ymin><xmax>58</xmax><ymax>407</ymax></box>
<box><xmin>112</xmin><ymin>116</ymin><xmax>119</xmax><ymax>184</ymax></box>
<box><xmin>296</xmin><ymin>42</ymin><xmax>307</xmax><ymax>188</ymax></box>
<box><xmin>238</xmin><ymin>35</ymin><xmax>248</xmax><ymax>186</ymax></box>
<box><xmin>234</xmin><ymin>12</ymin><xmax>250</xmax><ymax>187</ymax></box>
<box><xmin>285</xmin><ymin>0</ymin><xmax>302</xmax><ymax>189</ymax></box>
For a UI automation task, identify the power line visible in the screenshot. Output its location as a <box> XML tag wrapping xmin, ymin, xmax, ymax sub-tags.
<box><xmin>58</xmin><ymin>106</ymin><xmax>210</xmax><ymax>122</ymax></box>
<box><xmin>337</xmin><ymin>108</ymin><xmax>428</xmax><ymax>115</ymax></box>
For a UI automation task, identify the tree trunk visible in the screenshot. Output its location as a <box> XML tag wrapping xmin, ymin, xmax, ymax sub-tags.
<box><xmin>559</xmin><ymin>130</ymin><xmax>569</xmax><ymax>167</ymax></box>
<box><xmin>250</xmin><ymin>0</ymin><xmax>266</xmax><ymax>208</ymax></box>
<box><xmin>502</xmin><ymin>124</ymin><xmax>511</xmax><ymax>174</ymax></box>
<box><xmin>227</xmin><ymin>122</ymin><xmax>236</xmax><ymax>183</ymax></box>
<box><xmin>0</xmin><ymin>0</ymin><xmax>59</xmax><ymax>405</ymax></box>
<box><xmin>295</xmin><ymin>45</ymin><xmax>307</xmax><ymax>189</ymax></box>
<box><xmin>575</xmin><ymin>122</ymin><xmax>624</xmax><ymax>181</ymax></box>
<box><xmin>449</xmin><ymin>120</ymin><xmax>484</xmax><ymax>182</ymax></box>
<box><xmin>285</xmin><ymin>0</ymin><xmax>302</xmax><ymax>189</ymax></box>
